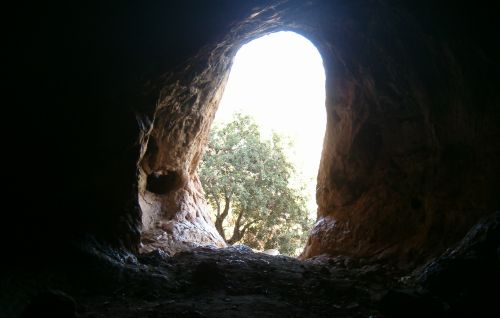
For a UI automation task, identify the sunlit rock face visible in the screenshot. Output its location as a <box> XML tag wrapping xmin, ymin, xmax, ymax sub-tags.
<box><xmin>140</xmin><ymin>0</ymin><xmax>499</xmax><ymax>263</ymax></box>
<box><xmin>136</xmin><ymin>39</ymin><xmax>232</xmax><ymax>253</ymax></box>
<box><xmin>302</xmin><ymin>1</ymin><xmax>500</xmax><ymax>262</ymax></box>
<box><xmin>138</xmin><ymin>172</ymin><xmax>227</xmax><ymax>254</ymax></box>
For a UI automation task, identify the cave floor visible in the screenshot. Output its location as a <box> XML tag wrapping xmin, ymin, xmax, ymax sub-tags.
<box><xmin>4</xmin><ymin>214</ymin><xmax>498</xmax><ymax>317</ymax></box>
<box><xmin>4</xmin><ymin>245</ymin><xmax>420</xmax><ymax>318</ymax></box>
<box><xmin>80</xmin><ymin>246</ymin><xmax>400</xmax><ymax>318</ymax></box>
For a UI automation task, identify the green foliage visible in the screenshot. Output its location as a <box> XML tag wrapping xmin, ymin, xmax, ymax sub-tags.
<box><xmin>199</xmin><ymin>113</ymin><xmax>312</xmax><ymax>256</ymax></box>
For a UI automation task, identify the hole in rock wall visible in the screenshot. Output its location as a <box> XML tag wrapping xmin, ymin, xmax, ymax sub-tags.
<box><xmin>146</xmin><ymin>171</ymin><xmax>181</xmax><ymax>195</ymax></box>
<box><xmin>200</xmin><ymin>31</ymin><xmax>326</xmax><ymax>256</ymax></box>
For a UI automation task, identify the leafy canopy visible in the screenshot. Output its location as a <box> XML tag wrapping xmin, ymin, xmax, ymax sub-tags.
<box><xmin>199</xmin><ymin>113</ymin><xmax>312</xmax><ymax>256</ymax></box>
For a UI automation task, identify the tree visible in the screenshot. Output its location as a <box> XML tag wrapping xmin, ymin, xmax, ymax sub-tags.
<box><xmin>199</xmin><ymin>113</ymin><xmax>312</xmax><ymax>255</ymax></box>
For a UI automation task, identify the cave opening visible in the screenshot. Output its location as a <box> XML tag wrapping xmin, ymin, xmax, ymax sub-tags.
<box><xmin>200</xmin><ymin>31</ymin><xmax>326</xmax><ymax>256</ymax></box>
<box><xmin>138</xmin><ymin>29</ymin><xmax>328</xmax><ymax>257</ymax></box>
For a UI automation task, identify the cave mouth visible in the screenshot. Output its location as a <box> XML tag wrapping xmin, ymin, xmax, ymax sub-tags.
<box><xmin>199</xmin><ymin>31</ymin><xmax>327</xmax><ymax>256</ymax></box>
<box><xmin>138</xmin><ymin>27</ymin><xmax>328</xmax><ymax>258</ymax></box>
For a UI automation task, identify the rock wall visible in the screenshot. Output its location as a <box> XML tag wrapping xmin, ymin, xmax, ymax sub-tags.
<box><xmin>11</xmin><ymin>0</ymin><xmax>499</xmax><ymax>265</ymax></box>
<box><xmin>303</xmin><ymin>1</ymin><xmax>500</xmax><ymax>262</ymax></box>
<box><xmin>143</xmin><ymin>0</ymin><xmax>500</xmax><ymax>262</ymax></box>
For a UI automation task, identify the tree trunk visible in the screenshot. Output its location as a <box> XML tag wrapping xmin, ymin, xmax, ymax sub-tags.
<box><xmin>227</xmin><ymin>208</ymin><xmax>247</xmax><ymax>244</ymax></box>
<box><xmin>215</xmin><ymin>195</ymin><xmax>231</xmax><ymax>241</ymax></box>
<box><xmin>227</xmin><ymin>229</ymin><xmax>242</xmax><ymax>245</ymax></box>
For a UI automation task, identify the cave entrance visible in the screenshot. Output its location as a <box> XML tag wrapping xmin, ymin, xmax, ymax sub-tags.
<box><xmin>200</xmin><ymin>31</ymin><xmax>326</xmax><ymax>256</ymax></box>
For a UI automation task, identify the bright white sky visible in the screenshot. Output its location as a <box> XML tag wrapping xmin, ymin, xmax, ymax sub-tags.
<box><xmin>215</xmin><ymin>31</ymin><xmax>326</xmax><ymax>218</ymax></box>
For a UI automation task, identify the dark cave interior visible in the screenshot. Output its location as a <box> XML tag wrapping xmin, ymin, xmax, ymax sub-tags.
<box><xmin>3</xmin><ymin>0</ymin><xmax>500</xmax><ymax>317</ymax></box>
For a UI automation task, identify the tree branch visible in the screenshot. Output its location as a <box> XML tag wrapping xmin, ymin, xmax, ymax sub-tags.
<box><xmin>242</xmin><ymin>219</ymin><xmax>257</xmax><ymax>233</ymax></box>
<box><xmin>221</xmin><ymin>195</ymin><xmax>231</xmax><ymax>220</ymax></box>
<box><xmin>209</xmin><ymin>192</ymin><xmax>221</xmax><ymax>217</ymax></box>
<box><xmin>215</xmin><ymin>194</ymin><xmax>232</xmax><ymax>242</ymax></box>
<box><xmin>234</xmin><ymin>207</ymin><xmax>245</xmax><ymax>233</ymax></box>
<box><xmin>227</xmin><ymin>207</ymin><xmax>248</xmax><ymax>244</ymax></box>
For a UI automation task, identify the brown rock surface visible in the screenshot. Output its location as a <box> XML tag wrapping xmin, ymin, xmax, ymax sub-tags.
<box><xmin>5</xmin><ymin>1</ymin><xmax>500</xmax><ymax>317</ymax></box>
<box><xmin>139</xmin><ymin>0</ymin><xmax>500</xmax><ymax>263</ymax></box>
<box><xmin>3</xmin><ymin>212</ymin><xmax>498</xmax><ymax>317</ymax></box>
<box><xmin>8</xmin><ymin>0</ymin><xmax>499</xmax><ymax>267</ymax></box>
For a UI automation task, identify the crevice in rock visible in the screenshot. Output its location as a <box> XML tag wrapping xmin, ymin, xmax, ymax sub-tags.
<box><xmin>146</xmin><ymin>171</ymin><xmax>181</xmax><ymax>195</ymax></box>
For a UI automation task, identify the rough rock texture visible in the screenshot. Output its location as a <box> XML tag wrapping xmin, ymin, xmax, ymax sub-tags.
<box><xmin>3</xmin><ymin>212</ymin><xmax>498</xmax><ymax>317</ymax></box>
<box><xmin>138</xmin><ymin>0</ymin><xmax>500</xmax><ymax>262</ymax></box>
<box><xmin>0</xmin><ymin>244</ymin><xmax>415</xmax><ymax>318</ymax></box>
<box><xmin>414</xmin><ymin>211</ymin><xmax>500</xmax><ymax>316</ymax></box>
<box><xmin>136</xmin><ymin>42</ymin><xmax>230</xmax><ymax>251</ymax></box>
<box><xmin>9</xmin><ymin>0</ymin><xmax>499</xmax><ymax>268</ymax></box>
<box><xmin>6</xmin><ymin>1</ymin><xmax>499</xmax><ymax>317</ymax></box>
<box><xmin>138</xmin><ymin>173</ymin><xmax>226</xmax><ymax>254</ymax></box>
